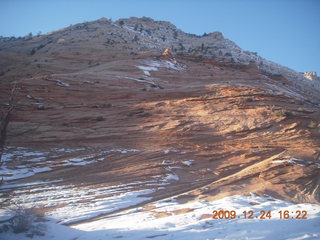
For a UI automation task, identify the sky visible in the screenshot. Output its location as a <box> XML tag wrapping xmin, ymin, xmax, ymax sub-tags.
<box><xmin>0</xmin><ymin>0</ymin><xmax>319</xmax><ymax>74</ymax></box>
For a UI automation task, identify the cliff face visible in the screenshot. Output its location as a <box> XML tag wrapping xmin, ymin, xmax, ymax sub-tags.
<box><xmin>0</xmin><ymin>17</ymin><xmax>319</xmax><ymax>229</ymax></box>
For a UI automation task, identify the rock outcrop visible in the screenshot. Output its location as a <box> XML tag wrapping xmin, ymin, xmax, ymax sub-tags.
<box><xmin>304</xmin><ymin>71</ymin><xmax>318</xmax><ymax>81</ymax></box>
<box><xmin>161</xmin><ymin>48</ymin><xmax>174</xmax><ymax>60</ymax></box>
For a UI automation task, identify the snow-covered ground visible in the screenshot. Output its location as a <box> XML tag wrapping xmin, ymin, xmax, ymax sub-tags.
<box><xmin>0</xmin><ymin>174</ymin><xmax>181</xmax><ymax>225</ymax></box>
<box><xmin>1</xmin><ymin>194</ymin><xmax>319</xmax><ymax>240</ymax></box>
<box><xmin>0</xmin><ymin>146</ymin><xmax>181</xmax><ymax>226</ymax></box>
<box><xmin>1</xmin><ymin>182</ymin><xmax>155</xmax><ymax>225</ymax></box>
<box><xmin>1</xmin><ymin>146</ymin><xmax>319</xmax><ymax>239</ymax></box>
<box><xmin>0</xmin><ymin>146</ymin><xmax>139</xmax><ymax>182</ymax></box>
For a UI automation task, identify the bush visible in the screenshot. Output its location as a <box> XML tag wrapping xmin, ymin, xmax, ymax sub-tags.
<box><xmin>95</xmin><ymin>116</ymin><xmax>105</xmax><ymax>121</ymax></box>
<box><xmin>238</xmin><ymin>97</ymin><xmax>245</xmax><ymax>105</ymax></box>
<box><xmin>173</xmin><ymin>30</ymin><xmax>178</xmax><ymax>39</ymax></box>
<box><xmin>307</xmin><ymin>121</ymin><xmax>318</xmax><ymax>129</ymax></box>
<box><xmin>133</xmin><ymin>35</ymin><xmax>139</xmax><ymax>42</ymax></box>
<box><xmin>37</xmin><ymin>44</ymin><xmax>45</xmax><ymax>50</ymax></box>
<box><xmin>9</xmin><ymin>208</ymin><xmax>34</xmax><ymax>233</ymax></box>
<box><xmin>30</xmin><ymin>48</ymin><xmax>36</xmax><ymax>55</ymax></box>
<box><xmin>119</xmin><ymin>20</ymin><xmax>124</xmax><ymax>27</ymax></box>
<box><xmin>0</xmin><ymin>206</ymin><xmax>47</xmax><ymax>236</ymax></box>
<box><xmin>238</xmin><ymin>97</ymin><xmax>253</xmax><ymax>105</ymax></box>
<box><xmin>273</xmin><ymin>109</ymin><xmax>293</xmax><ymax>117</ymax></box>
<box><xmin>25</xmin><ymin>32</ymin><xmax>33</xmax><ymax>40</ymax></box>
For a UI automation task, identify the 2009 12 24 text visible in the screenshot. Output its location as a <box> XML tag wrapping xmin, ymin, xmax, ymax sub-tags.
<box><xmin>212</xmin><ymin>210</ymin><xmax>307</xmax><ymax>220</ymax></box>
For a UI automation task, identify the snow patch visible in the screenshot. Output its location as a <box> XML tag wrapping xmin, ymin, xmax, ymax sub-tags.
<box><xmin>164</xmin><ymin>173</ymin><xmax>179</xmax><ymax>181</ymax></box>
<box><xmin>70</xmin><ymin>194</ymin><xmax>320</xmax><ymax>240</ymax></box>
<box><xmin>164</xmin><ymin>150</ymin><xmax>180</xmax><ymax>154</ymax></box>
<box><xmin>272</xmin><ymin>156</ymin><xmax>319</xmax><ymax>168</ymax></box>
<box><xmin>136</xmin><ymin>66</ymin><xmax>158</xmax><ymax>71</ymax></box>
<box><xmin>136</xmin><ymin>65</ymin><xmax>158</xmax><ymax>77</ymax></box>
<box><xmin>0</xmin><ymin>147</ymin><xmax>139</xmax><ymax>182</ymax></box>
<box><xmin>146</xmin><ymin>60</ymin><xmax>185</xmax><ymax>71</ymax></box>
<box><xmin>101</xmin><ymin>149</ymin><xmax>140</xmax><ymax>154</ymax></box>
<box><xmin>0</xmin><ymin>182</ymin><xmax>154</xmax><ymax>225</ymax></box>
<box><xmin>0</xmin><ymin>166</ymin><xmax>52</xmax><ymax>181</ymax></box>
<box><xmin>48</xmin><ymin>189</ymin><xmax>153</xmax><ymax>224</ymax></box>
<box><xmin>182</xmin><ymin>160</ymin><xmax>194</xmax><ymax>167</ymax></box>
<box><xmin>45</xmin><ymin>78</ymin><xmax>70</xmax><ymax>87</ymax></box>
<box><xmin>0</xmin><ymin>180</ymin><xmax>62</xmax><ymax>190</ymax></box>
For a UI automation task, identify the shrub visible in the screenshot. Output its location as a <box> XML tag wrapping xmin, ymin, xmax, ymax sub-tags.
<box><xmin>119</xmin><ymin>20</ymin><xmax>124</xmax><ymax>27</ymax></box>
<box><xmin>37</xmin><ymin>44</ymin><xmax>45</xmax><ymax>50</ymax></box>
<box><xmin>238</xmin><ymin>97</ymin><xmax>253</xmax><ymax>105</ymax></box>
<box><xmin>273</xmin><ymin>109</ymin><xmax>293</xmax><ymax>117</ymax></box>
<box><xmin>95</xmin><ymin>116</ymin><xmax>105</xmax><ymax>121</ymax></box>
<box><xmin>201</xmin><ymin>43</ymin><xmax>205</xmax><ymax>52</ymax></box>
<box><xmin>238</xmin><ymin>97</ymin><xmax>246</xmax><ymax>105</ymax></box>
<box><xmin>102</xmin><ymin>103</ymin><xmax>112</xmax><ymax>108</ymax></box>
<box><xmin>133</xmin><ymin>35</ymin><xmax>139</xmax><ymax>42</ymax></box>
<box><xmin>0</xmin><ymin>206</ymin><xmax>47</xmax><ymax>237</ymax></box>
<box><xmin>25</xmin><ymin>32</ymin><xmax>33</xmax><ymax>40</ymax></box>
<box><xmin>9</xmin><ymin>208</ymin><xmax>34</xmax><ymax>233</ymax></box>
<box><xmin>173</xmin><ymin>30</ymin><xmax>178</xmax><ymax>39</ymax></box>
<box><xmin>37</xmin><ymin>104</ymin><xmax>45</xmax><ymax>110</ymax></box>
<box><xmin>307</xmin><ymin>120</ymin><xmax>317</xmax><ymax>129</ymax></box>
<box><xmin>30</xmin><ymin>48</ymin><xmax>36</xmax><ymax>55</ymax></box>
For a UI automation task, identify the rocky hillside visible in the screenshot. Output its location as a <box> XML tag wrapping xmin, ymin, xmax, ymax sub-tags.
<box><xmin>0</xmin><ymin>17</ymin><xmax>319</xmax><ymax>239</ymax></box>
<box><xmin>1</xmin><ymin>17</ymin><xmax>319</xmax><ymax>97</ymax></box>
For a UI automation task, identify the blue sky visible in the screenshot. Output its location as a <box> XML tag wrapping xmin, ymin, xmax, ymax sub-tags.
<box><xmin>0</xmin><ymin>0</ymin><xmax>319</xmax><ymax>73</ymax></box>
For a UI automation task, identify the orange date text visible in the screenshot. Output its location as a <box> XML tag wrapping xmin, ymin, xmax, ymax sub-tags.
<box><xmin>212</xmin><ymin>210</ymin><xmax>308</xmax><ymax>220</ymax></box>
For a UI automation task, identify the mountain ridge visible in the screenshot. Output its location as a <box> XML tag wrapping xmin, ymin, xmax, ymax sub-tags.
<box><xmin>1</xmin><ymin>17</ymin><xmax>319</xmax><ymax>99</ymax></box>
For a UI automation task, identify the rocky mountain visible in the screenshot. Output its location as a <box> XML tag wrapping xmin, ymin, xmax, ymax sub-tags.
<box><xmin>0</xmin><ymin>17</ymin><xmax>319</xmax><ymax>239</ymax></box>
<box><xmin>1</xmin><ymin>17</ymin><xmax>319</xmax><ymax>96</ymax></box>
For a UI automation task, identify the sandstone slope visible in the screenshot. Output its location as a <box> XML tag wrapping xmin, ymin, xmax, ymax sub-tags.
<box><xmin>0</xmin><ymin>17</ymin><xmax>319</xmax><ymax>226</ymax></box>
